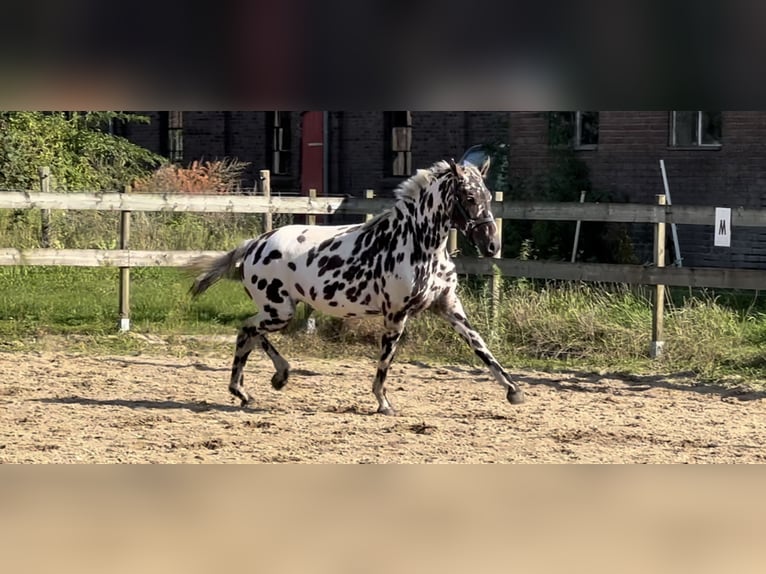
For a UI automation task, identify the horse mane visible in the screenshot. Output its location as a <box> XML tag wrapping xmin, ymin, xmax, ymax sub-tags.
<box><xmin>360</xmin><ymin>159</ymin><xmax>455</xmax><ymax>228</ymax></box>
<box><xmin>392</xmin><ymin>160</ymin><xmax>452</xmax><ymax>201</ymax></box>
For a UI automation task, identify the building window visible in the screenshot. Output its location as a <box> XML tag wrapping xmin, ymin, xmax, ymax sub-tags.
<box><xmin>549</xmin><ymin>111</ymin><xmax>599</xmax><ymax>149</ymax></box>
<box><xmin>386</xmin><ymin>111</ymin><xmax>412</xmax><ymax>176</ymax></box>
<box><xmin>670</xmin><ymin>111</ymin><xmax>721</xmax><ymax>147</ymax></box>
<box><xmin>160</xmin><ymin>111</ymin><xmax>184</xmax><ymax>163</ymax></box>
<box><xmin>267</xmin><ymin>111</ymin><xmax>292</xmax><ymax>175</ymax></box>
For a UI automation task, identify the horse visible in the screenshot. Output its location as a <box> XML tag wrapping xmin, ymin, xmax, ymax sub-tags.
<box><xmin>187</xmin><ymin>158</ymin><xmax>525</xmax><ymax>415</ymax></box>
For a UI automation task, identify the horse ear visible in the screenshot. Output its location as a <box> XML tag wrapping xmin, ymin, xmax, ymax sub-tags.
<box><xmin>479</xmin><ymin>155</ymin><xmax>491</xmax><ymax>179</ymax></box>
<box><xmin>448</xmin><ymin>158</ymin><xmax>462</xmax><ymax>178</ymax></box>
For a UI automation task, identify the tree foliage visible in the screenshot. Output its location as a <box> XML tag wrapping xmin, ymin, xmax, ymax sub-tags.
<box><xmin>0</xmin><ymin>112</ymin><xmax>164</xmax><ymax>191</ymax></box>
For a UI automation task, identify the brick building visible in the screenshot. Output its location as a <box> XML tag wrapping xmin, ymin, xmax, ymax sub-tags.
<box><xmin>121</xmin><ymin>111</ymin><xmax>509</xmax><ymax>196</ymax></box>
<box><xmin>121</xmin><ymin>111</ymin><xmax>766</xmax><ymax>269</ymax></box>
<box><xmin>509</xmin><ymin>111</ymin><xmax>766</xmax><ymax>268</ymax></box>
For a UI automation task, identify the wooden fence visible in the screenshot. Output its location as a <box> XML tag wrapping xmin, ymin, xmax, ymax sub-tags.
<box><xmin>3</xmin><ymin>169</ymin><xmax>766</xmax><ymax>355</ymax></box>
<box><xmin>4</xmin><ymin>188</ymin><xmax>766</xmax><ymax>290</ymax></box>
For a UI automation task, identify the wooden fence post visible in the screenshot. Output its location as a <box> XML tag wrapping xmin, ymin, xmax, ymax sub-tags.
<box><xmin>308</xmin><ymin>188</ymin><xmax>317</xmax><ymax>226</ymax></box>
<box><xmin>650</xmin><ymin>194</ymin><xmax>667</xmax><ymax>358</ymax></box>
<box><xmin>38</xmin><ymin>167</ymin><xmax>52</xmax><ymax>248</ymax></box>
<box><xmin>118</xmin><ymin>184</ymin><xmax>132</xmax><ymax>332</ymax></box>
<box><xmin>303</xmin><ymin>187</ymin><xmax>321</xmax><ymax>335</ymax></box>
<box><xmin>448</xmin><ymin>228</ymin><xmax>458</xmax><ymax>254</ymax></box>
<box><xmin>490</xmin><ymin>191</ymin><xmax>504</xmax><ymax>332</ymax></box>
<box><xmin>365</xmin><ymin>189</ymin><xmax>375</xmax><ymax>222</ymax></box>
<box><xmin>260</xmin><ymin>169</ymin><xmax>272</xmax><ymax>232</ymax></box>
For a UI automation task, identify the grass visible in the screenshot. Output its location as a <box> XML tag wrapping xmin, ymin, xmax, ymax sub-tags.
<box><xmin>0</xmin><ymin>266</ymin><xmax>250</xmax><ymax>336</ymax></box>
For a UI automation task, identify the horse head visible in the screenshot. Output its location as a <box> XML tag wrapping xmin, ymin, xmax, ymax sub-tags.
<box><xmin>448</xmin><ymin>157</ymin><xmax>499</xmax><ymax>257</ymax></box>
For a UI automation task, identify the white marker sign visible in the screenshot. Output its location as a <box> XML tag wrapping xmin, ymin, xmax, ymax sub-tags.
<box><xmin>714</xmin><ymin>207</ymin><xmax>731</xmax><ymax>247</ymax></box>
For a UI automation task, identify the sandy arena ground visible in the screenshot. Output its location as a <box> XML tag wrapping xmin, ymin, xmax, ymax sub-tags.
<box><xmin>2</xmin><ymin>348</ymin><xmax>766</xmax><ymax>463</ymax></box>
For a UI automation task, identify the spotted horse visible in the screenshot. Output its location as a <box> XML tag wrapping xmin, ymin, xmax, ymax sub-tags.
<box><xmin>187</xmin><ymin>158</ymin><xmax>525</xmax><ymax>414</ymax></box>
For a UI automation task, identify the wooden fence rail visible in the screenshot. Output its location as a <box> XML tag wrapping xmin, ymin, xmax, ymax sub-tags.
<box><xmin>1</xmin><ymin>172</ymin><xmax>764</xmax><ymax>354</ymax></box>
<box><xmin>2</xmin><ymin>249</ymin><xmax>765</xmax><ymax>291</ymax></box>
<box><xmin>5</xmin><ymin>191</ymin><xmax>766</xmax><ymax>226</ymax></box>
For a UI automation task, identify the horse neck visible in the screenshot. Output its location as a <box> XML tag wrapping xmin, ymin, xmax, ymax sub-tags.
<box><xmin>402</xmin><ymin>175</ymin><xmax>454</xmax><ymax>255</ymax></box>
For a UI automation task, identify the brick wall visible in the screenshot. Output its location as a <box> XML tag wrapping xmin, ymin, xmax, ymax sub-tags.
<box><xmin>329</xmin><ymin>111</ymin><xmax>386</xmax><ymax>196</ymax></box>
<box><xmin>122</xmin><ymin>111</ymin><xmax>296</xmax><ymax>192</ymax></box>
<box><xmin>329</xmin><ymin>111</ymin><xmax>510</xmax><ymax>196</ymax></box>
<box><xmin>225</xmin><ymin>112</ymin><xmax>267</xmax><ymax>192</ymax></box>
<box><xmin>121</xmin><ymin>112</ymin><xmax>162</xmax><ymax>154</ymax></box>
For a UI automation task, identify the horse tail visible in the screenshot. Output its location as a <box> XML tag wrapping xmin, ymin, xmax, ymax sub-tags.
<box><xmin>186</xmin><ymin>239</ymin><xmax>254</xmax><ymax>298</ymax></box>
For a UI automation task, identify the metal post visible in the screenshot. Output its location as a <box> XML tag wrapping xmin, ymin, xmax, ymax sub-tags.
<box><xmin>571</xmin><ymin>190</ymin><xmax>587</xmax><ymax>263</ymax></box>
<box><xmin>118</xmin><ymin>184</ymin><xmax>132</xmax><ymax>332</ymax></box>
<box><xmin>659</xmin><ymin>159</ymin><xmax>682</xmax><ymax>266</ymax></box>
<box><xmin>650</xmin><ymin>194</ymin><xmax>666</xmax><ymax>358</ymax></box>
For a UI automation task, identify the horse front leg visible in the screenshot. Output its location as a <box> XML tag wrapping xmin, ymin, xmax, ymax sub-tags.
<box><xmin>433</xmin><ymin>294</ymin><xmax>525</xmax><ymax>405</ymax></box>
<box><xmin>372</xmin><ymin>318</ymin><xmax>407</xmax><ymax>415</ymax></box>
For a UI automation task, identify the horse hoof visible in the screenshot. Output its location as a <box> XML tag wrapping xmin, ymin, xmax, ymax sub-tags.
<box><xmin>507</xmin><ymin>388</ymin><xmax>525</xmax><ymax>405</ymax></box>
<box><xmin>376</xmin><ymin>407</ymin><xmax>397</xmax><ymax>416</ymax></box>
<box><xmin>271</xmin><ymin>372</ymin><xmax>288</xmax><ymax>390</ymax></box>
<box><xmin>240</xmin><ymin>397</ymin><xmax>255</xmax><ymax>408</ymax></box>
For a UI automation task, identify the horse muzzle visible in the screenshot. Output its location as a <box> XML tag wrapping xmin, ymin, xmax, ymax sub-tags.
<box><xmin>468</xmin><ymin>218</ymin><xmax>499</xmax><ymax>257</ymax></box>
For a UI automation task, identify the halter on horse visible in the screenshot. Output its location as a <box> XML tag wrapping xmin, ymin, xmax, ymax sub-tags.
<box><xmin>188</xmin><ymin>158</ymin><xmax>525</xmax><ymax>414</ymax></box>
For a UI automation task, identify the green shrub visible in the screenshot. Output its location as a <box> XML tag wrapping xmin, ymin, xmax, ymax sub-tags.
<box><xmin>0</xmin><ymin>112</ymin><xmax>163</xmax><ymax>191</ymax></box>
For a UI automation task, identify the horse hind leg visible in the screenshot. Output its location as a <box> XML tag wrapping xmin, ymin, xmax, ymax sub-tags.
<box><xmin>229</xmin><ymin>303</ymin><xmax>294</xmax><ymax>407</ymax></box>
<box><xmin>259</xmin><ymin>333</ymin><xmax>291</xmax><ymax>390</ymax></box>
<box><xmin>230</xmin><ymin>325</ymin><xmax>258</xmax><ymax>406</ymax></box>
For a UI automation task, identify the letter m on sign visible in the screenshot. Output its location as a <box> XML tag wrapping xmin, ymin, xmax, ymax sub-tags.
<box><xmin>714</xmin><ymin>207</ymin><xmax>731</xmax><ymax>247</ymax></box>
